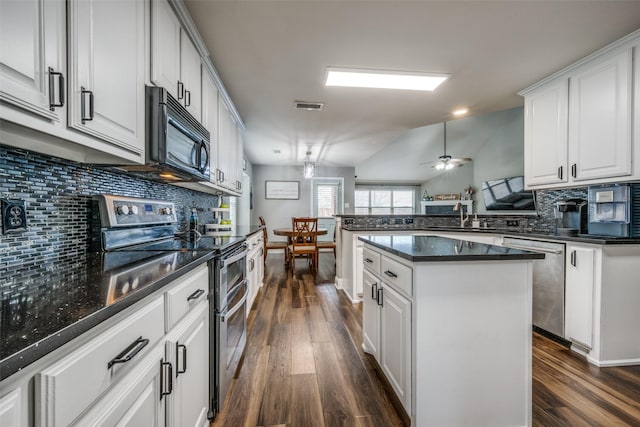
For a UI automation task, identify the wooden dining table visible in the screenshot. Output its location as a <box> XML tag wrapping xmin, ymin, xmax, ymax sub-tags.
<box><xmin>272</xmin><ymin>227</ymin><xmax>328</xmax><ymax>268</ymax></box>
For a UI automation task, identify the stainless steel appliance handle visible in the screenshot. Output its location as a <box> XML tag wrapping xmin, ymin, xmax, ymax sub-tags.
<box><xmin>221</xmin><ymin>289</ymin><xmax>247</xmax><ymax>322</ymax></box>
<box><xmin>503</xmin><ymin>243</ymin><xmax>563</xmax><ymax>255</ymax></box>
<box><xmin>167</xmin><ymin>151</ymin><xmax>198</xmax><ymax>170</ymax></box>
<box><xmin>222</xmin><ymin>245</ymin><xmax>248</xmax><ymax>267</ymax></box>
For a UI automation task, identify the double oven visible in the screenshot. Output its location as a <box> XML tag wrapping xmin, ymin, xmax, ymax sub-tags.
<box><xmin>94</xmin><ymin>195</ymin><xmax>247</xmax><ymax>420</ymax></box>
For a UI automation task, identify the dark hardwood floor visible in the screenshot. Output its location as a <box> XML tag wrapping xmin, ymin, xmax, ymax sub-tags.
<box><xmin>212</xmin><ymin>253</ymin><xmax>640</xmax><ymax>427</ymax></box>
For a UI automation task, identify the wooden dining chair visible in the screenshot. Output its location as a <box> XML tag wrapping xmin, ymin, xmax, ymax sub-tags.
<box><xmin>259</xmin><ymin>216</ymin><xmax>288</xmax><ymax>266</ymax></box>
<box><xmin>289</xmin><ymin>217</ymin><xmax>318</xmax><ymax>273</ymax></box>
<box><xmin>316</xmin><ymin>225</ymin><xmax>336</xmax><ymax>259</ymax></box>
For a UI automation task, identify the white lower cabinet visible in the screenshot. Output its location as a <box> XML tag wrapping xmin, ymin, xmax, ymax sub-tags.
<box><xmin>379</xmin><ymin>284</ymin><xmax>411</xmax><ymax>409</ymax></box>
<box><xmin>246</xmin><ymin>233</ymin><xmax>264</xmax><ymax>314</ymax></box>
<box><xmin>28</xmin><ymin>264</ymin><xmax>211</xmax><ymax>427</ymax></box>
<box><xmin>0</xmin><ymin>387</ymin><xmax>23</xmax><ymax>427</ymax></box>
<box><xmin>361</xmin><ymin>250</ymin><xmax>412</xmax><ymax>414</ymax></box>
<box><xmin>72</xmin><ymin>345</ymin><xmax>166</xmax><ymax>427</ymax></box>
<box><xmin>362</xmin><ymin>270</ymin><xmax>380</xmax><ymax>360</ymax></box>
<box><xmin>165</xmin><ymin>302</ymin><xmax>209</xmax><ymax>427</ymax></box>
<box><xmin>35</xmin><ymin>297</ymin><xmax>165</xmax><ymax>427</ymax></box>
<box><xmin>565</xmin><ymin>245</ymin><xmax>596</xmax><ymax>350</ymax></box>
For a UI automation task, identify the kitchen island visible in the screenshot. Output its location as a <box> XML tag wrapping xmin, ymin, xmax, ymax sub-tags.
<box><xmin>359</xmin><ymin>235</ymin><xmax>544</xmax><ymax>427</ymax></box>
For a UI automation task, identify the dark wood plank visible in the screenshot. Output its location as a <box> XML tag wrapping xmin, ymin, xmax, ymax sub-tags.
<box><xmin>290</xmin><ymin>374</ymin><xmax>324</xmax><ymax>427</ymax></box>
<box><xmin>258</xmin><ymin>323</ymin><xmax>292</xmax><ymax>426</ymax></box>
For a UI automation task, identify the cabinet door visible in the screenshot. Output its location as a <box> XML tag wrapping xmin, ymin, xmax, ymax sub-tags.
<box><xmin>362</xmin><ymin>270</ymin><xmax>380</xmax><ymax>360</ymax></box>
<box><xmin>226</xmin><ymin>116</ymin><xmax>238</xmax><ymax>192</ymax></box>
<box><xmin>0</xmin><ymin>0</ymin><xmax>65</xmax><ymax>122</ymax></box>
<box><xmin>569</xmin><ymin>49</ymin><xmax>632</xmax><ymax>181</ymax></box>
<box><xmin>523</xmin><ymin>79</ymin><xmax>569</xmax><ymax>187</ymax></box>
<box><xmin>73</xmin><ymin>346</ymin><xmax>166</xmax><ymax>427</ymax></box>
<box><xmin>0</xmin><ymin>387</ymin><xmax>23</xmax><ymax>427</ymax></box>
<box><xmin>235</xmin><ymin>126</ymin><xmax>244</xmax><ymax>193</ymax></box>
<box><xmin>217</xmin><ymin>98</ymin><xmax>232</xmax><ymax>188</ymax></box>
<box><xmin>565</xmin><ymin>246</ymin><xmax>596</xmax><ymax>349</ymax></box>
<box><xmin>67</xmin><ymin>0</ymin><xmax>145</xmax><ymax>156</ymax></box>
<box><xmin>380</xmin><ymin>283</ymin><xmax>411</xmax><ymax>412</ymax></box>
<box><xmin>150</xmin><ymin>0</ymin><xmax>181</xmax><ymax>99</ymax></box>
<box><xmin>180</xmin><ymin>31</ymin><xmax>202</xmax><ymax>122</ymax></box>
<box><xmin>166</xmin><ymin>304</ymin><xmax>209</xmax><ymax>427</ymax></box>
<box><xmin>202</xmin><ymin>70</ymin><xmax>219</xmax><ymax>185</ymax></box>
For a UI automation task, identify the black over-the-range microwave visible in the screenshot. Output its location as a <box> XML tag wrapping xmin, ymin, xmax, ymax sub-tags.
<box><xmin>117</xmin><ymin>86</ymin><xmax>210</xmax><ymax>182</ymax></box>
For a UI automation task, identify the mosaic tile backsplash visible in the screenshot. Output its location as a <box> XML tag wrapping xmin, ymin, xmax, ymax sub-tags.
<box><xmin>0</xmin><ymin>146</ymin><xmax>219</xmax><ymax>287</ymax></box>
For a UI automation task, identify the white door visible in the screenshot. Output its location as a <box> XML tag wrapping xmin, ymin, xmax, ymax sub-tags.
<box><xmin>180</xmin><ymin>31</ymin><xmax>201</xmax><ymax>121</ymax></box>
<box><xmin>523</xmin><ymin>79</ymin><xmax>569</xmax><ymax>187</ymax></box>
<box><xmin>67</xmin><ymin>0</ymin><xmax>145</xmax><ymax>155</ymax></box>
<box><xmin>362</xmin><ymin>270</ymin><xmax>380</xmax><ymax>360</ymax></box>
<box><xmin>312</xmin><ymin>178</ymin><xmax>344</xmax><ymax>241</ymax></box>
<box><xmin>166</xmin><ymin>305</ymin><xmax>209</xmax><ymax>427</ymax></box>
<box><xmin>569</xmin><ymin>49</ymin><xmax>632</xmax><ymax>181</ymax></box>
<box><xmin>0</xmin><ymin>0</ymin><xmax>65</xmax><ymax>122</ymax></box>
<box><xmin>565</xmin><ymin>246</ymin><xmax>596</xmax><ymax>349</ymax></box>
<box><xmin>150</xmin><ymin>0</ymin><xmax>181</xmax><ymax>99</ymax></box>
<box><xmin>380</xmin><ymin>284</ymin><xmax>411</xmax><ymax>412</ymax></box>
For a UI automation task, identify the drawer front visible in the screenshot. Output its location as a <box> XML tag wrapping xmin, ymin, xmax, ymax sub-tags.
<box><xmin>363</xmin><ymin>248</ymin><xmax>381</xmax><ymax>275</ymax></box>
<box><xmin>36</xmin><ymin>296</ymin><xmax>164</xmax><ymax>427</ymax></box>
<box><xmin>165</xmin><ymin>264</ymin><xmax>209</xmax><ymax>332</ymax></box>
<box><xmin>380</xmin><ymin>256</ymin><xmax>413</xmax><ymax>297</ymax></box>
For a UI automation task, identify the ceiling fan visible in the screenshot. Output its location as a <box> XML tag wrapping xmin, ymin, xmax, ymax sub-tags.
<box><xmin>421</xmin><ymin>121</ymin><xmax>472</xmax><ymax>170</ymax></box>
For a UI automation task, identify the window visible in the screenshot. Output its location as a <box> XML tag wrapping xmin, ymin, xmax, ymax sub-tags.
<box><xmin>317</xmin><ymin>184</ymin><xmax>339</xmax><ymax>217</ymax></box>
<box><xmin>355</xmin><ymin>188</ymin><xmax>416</xmax><ymax>215</ymax></box>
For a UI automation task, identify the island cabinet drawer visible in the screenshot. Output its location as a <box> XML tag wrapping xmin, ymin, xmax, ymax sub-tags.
<box><xmin>35</xmin><ymin>296</ymin><xmax>164</xmax><ymax>427</ymax></box>
<box><xmin>380</xmin><ymin>256</ymin><xmax>412</xmax><ymax>297</ymax></box>
<box><xmin>363</xmin><ymin>248</ymin><xmax>381</xmax><ymax>275</ymax></box>
<box><xmin>165</xmin><ymin>264</ymin><xmax>209</xmax><ymax>332</ymax></box>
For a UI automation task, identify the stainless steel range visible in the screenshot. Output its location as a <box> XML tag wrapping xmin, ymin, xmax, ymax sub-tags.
<box><xmin>94</xmin><ymin>194</ymin><xmax>247</xmax><ymax>420</ymax></box>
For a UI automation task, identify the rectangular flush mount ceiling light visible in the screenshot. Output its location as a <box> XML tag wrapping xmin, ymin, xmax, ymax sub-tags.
<box><xmin>325</xmin><ymin>67</ymin><xmax>449</xmax><ymax>91</ymax></box>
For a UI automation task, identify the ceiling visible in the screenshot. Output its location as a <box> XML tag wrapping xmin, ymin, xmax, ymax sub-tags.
<box><xmin>184</xmin><ymin>0</ymin><xmax>640</xmax><ymax>179</ymax></box>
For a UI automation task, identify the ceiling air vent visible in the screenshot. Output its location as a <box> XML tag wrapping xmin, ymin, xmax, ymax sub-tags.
<box><xmin>295</xmin><ymin>101</ymin><xmax>324</xmax><ymax>111</ymax></box>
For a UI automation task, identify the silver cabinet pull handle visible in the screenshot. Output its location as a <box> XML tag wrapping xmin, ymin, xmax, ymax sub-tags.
<box><xmin>364</xmin><ymin>258</ymin><xmax>373</xmax><ymax>263</ymax></box>
<box><xmin>177</xmin><ymin>81</ymin><xmax>184</xmax><ymax>100</ymax></box>
<box><xmin>107</xmin><ymin>336</ymin><xmax>149</xmax><ymax>369</ymax></box>
<box><xmin>176</xmin><ymin>344</ymin><xmax>187</xmax><ymax>375</ymax></box>
<box><xmin>376</xmin><ymin>288</ymin><xmax>383</xmax><ymax>306</ymax></box>
<box><xmin>384</xmin><ymin>270</ymin><xmax>398</xmax><ymax>279</ymax></box>
<box><xmin>81</xmin><ymin>87</ymin><xmax>94</xmax><ymax>123</ymax></box>
<box><xmin>557</xmin><ymin>166</ymin><xmax>563</xmax><ymax>180</ymax></box>
<box><xmin>371</xmin><ymin>282</ymin><xmax>377</xmax><ymax>300</ymax></box>
<box><xmin>48</xmin><ymin>67</ymin><xmax>64</xmax><ymax>110</ymax></box>
<box><xmin>160</xmin><ymin>360</ymin><xmax>173</xmax><ymax>398</ymax></box>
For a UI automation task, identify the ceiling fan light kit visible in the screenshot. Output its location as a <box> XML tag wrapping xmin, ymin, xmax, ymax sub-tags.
<box><xmin>426</xmin><ymin>121</ymin><xmax>472</xmax><ymax>171</ymax></box>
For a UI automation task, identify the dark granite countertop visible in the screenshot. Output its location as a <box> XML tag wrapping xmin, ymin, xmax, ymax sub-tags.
<box><xmin>343</xmin><ymin>226</ymin><xmax>640</xmax><ymax>245</ymax></box>
<box><xmin>0</xmin><ymin>250</ymin><xmax>213</xmax><ymax>381</ymax></box>
<box><xmin>359</xmin><ymin>235</ymin><xmax>546</xmax><ymax>262</ymax></box>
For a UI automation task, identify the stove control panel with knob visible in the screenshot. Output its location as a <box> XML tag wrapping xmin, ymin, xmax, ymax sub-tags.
<box><xmin>95</xmin><ymin>195</ymin><xmax>178</xmax><ymax>227</ymax></box>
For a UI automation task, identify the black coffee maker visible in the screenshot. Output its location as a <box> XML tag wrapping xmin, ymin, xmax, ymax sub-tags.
<box><xmin>554</xmin><ymin>199</ymin><xmax>588</xmax><ymax>237</ymax></box>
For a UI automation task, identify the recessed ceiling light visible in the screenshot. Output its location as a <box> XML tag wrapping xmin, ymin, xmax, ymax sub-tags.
<box><xmin>453</xmin><ymin>108</ymin><xmax>469</xmax><ymax>116</ymax></box>
<box><xmin>325</xmin><ymin>67</ymin><xmax>449</xmax><ymax>91</ymax></box>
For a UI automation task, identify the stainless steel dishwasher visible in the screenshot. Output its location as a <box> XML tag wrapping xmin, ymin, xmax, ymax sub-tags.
<box><xmin>502</xmin><ymin>237</ymin><xmax>566</xmax><ymax>338</ymax></box>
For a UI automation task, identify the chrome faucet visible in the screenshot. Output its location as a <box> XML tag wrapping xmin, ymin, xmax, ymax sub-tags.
<box><xmin>453</xmin><ymin>202</ymin><xmax>469</xmax><ymax>228</ymax></box>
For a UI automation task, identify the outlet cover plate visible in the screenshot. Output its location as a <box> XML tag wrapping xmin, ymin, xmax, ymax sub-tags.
<box><xmin>2</xmin><ymin>199</ymin><xmax>27</xmax><ymax>233</ymax></box>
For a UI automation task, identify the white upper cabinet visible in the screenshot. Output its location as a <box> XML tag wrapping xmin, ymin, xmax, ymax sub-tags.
<box><xmin>236</xmin><ymin>127</ymin><xmax>245</xmax><ymax>193</ymax></box>
<box><xmin>180</xmin><ymin>33</ymin><xmax>202</xmax><ymax>122</ymax></box>
<box><xmin>523</xmin><ymin>79</ymin><xmax>569</xmax><ymax>186</ymax></box>
<box><xmin>150</xmin><ymin>0</ymin><xmax>181</xmax><ymax>100</ymax></box>
<box><xmin>202</xmin><ymin>68</ymin><xmax>219</xmax><ymax>185</ymax></box>
<box><xmin>569</xmin><ymin>49</ymin><xmax>632</xmax><ymax>181</ymax></box>
<box><xmin>217</xmin><ymin>97</ymin><xmax>236</xmax><ymax>191</ymax></box>
<box><xmin>0</xmin><ymin>0</ymin><xmax>66</xmax><ymax>122</ymax></box>
<box><xmin>67</xmin><ymin>0</ymin><xmax>145</xmax><ymax>157</ymax></box>
<box><xmin>521</xmin><ymin>31</ymin><xmax>639</xmax><ymax>189</ymax></box>
<box><xmin>151</xmin><ymin>0</ymin><xmax>201</xmax><ymax>122</ymax></box>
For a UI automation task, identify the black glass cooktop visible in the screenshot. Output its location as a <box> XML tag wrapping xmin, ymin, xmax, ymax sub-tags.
<box><xmin>121</xmin><ymin>235</ymin><xmax>246</xmax><ymax>253</ymax></box>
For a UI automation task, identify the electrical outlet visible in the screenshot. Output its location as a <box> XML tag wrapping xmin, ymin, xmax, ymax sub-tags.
<box><xmin>405</xmin><ymin>218</ymin><xmax>414</xmax><ymax>224</ymax></box>
<box><xmin>394</xmin><ymin>218</ymin><xmax>403</xmax><ymax>225</ymax></box>
<box><xmin>2</xmin><ymin>199</ymin><xmax>27</xmax><ymax>233</ymax></box>
<box><xmin>343</xmin><ymin>218</ymin><xmax>354</xmax><ymax>225</ymax></box>
<box><xmin>506</xmin><ymin>220</ymin><xmax>520</xmax><ymax>227</ymax></box>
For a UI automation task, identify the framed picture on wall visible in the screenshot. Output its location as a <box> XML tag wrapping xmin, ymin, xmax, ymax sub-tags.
<box><xmin>265</xmin><ymin>180</ymin><xmax>299</xmax><ymax>200</ymax></box>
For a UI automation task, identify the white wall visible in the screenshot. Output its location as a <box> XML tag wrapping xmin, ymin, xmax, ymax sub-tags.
<box><xmin>252</xmin><ymin>164</ymin><xmax>355</xmax><ymax>242</ymax></box>
<box><xmin>420</xmin><ymin>107</ymin><xmax>524</xmax><ymax>214</ymax></box>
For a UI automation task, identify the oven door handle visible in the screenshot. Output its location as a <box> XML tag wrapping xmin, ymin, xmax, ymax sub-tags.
<box><xmin>221</xmin><ymin>291</ymin><xmax>247</xmax><ymax>322</ymax></box>
<box><xmin>222</xmin><ymin>245</ymin><xmax>248</xmax><ymax>267</ymax></box>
